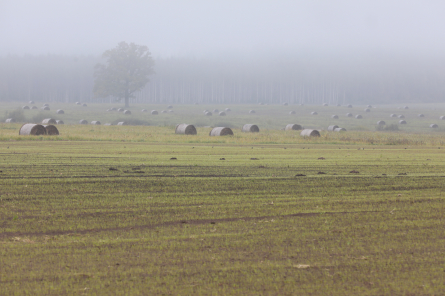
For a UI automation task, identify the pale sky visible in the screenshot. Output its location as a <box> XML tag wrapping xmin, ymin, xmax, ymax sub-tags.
<box><xmin>1</xmin><ymin>0</ymin><xmax>445</xmax><ymax>57</ymax></box>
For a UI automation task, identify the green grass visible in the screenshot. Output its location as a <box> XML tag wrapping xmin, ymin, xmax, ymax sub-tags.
<box><xmin>1</xmin><ymin>138</ymin><xmax>445</xmax><ymax>295</ymax></box>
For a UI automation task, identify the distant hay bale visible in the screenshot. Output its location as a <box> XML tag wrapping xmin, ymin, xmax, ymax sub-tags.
<box><xmin>334</xmin><ymin>128</ymin><xmax>346</xmax><ymax>132</ymax></box>
<box><xmin>22</xmin><ymin>106</ymin><xmax>30</xmax><ymax>110</ymax></box>
<box><xmin>355</xmin><ymin>114</ymin><xmax>363</xmax><ymax>119</ymax></box>
<box><xmin>75</xmin><ymin>102</ymin><xmax>81</xmax><ymax>105</ymax></box>
<box><xmin>42</xmin><ymin>118</ymin><xmax>56</xmax><ymax>124</ymax></box>
<box><xmin>5</xmin><ymin>118</ymin><xmax>14</xmax><ymax>123</ymax></box>
<box><xmin>110</xmin><ymin>107</ymin><xmax>117</xmax><ymax>111</ymax></box>
<box><xmin>19</xmin><ymin>123</ymin><xmax>47</xmax><ymax>135</ymax></box>
<box><xmin>225</xmin><ymin>108</ymin><xmax>231</xmax><ymax>112</ymax></box>
<box><xmin>175</xmin><ymin>123</ymin><xmax>197</xmax><ymax>135</ymax></box>
<box><xmin>29</xmin><ymin>101</ymin><xmax>34</xmax><ymax>104</ymax></box>
<box><xmin>430</xmin><ymin>124</ymin><xmax>438</xmax><ymax>128</ymax></box>
<box><xmin>242</xmin><ymin>124</ymin><xmax>259</xmax><ymax>133</ymax></box>
<box><xmin>249</xmin><ymin>110</ymin><xmax>256</xmax><ymax>114</ymax></box>
<box><xmin>377</xmin><ymin>120</ymin><xmax>386</xmax><ymax>125</ymax></box>
<box><xmin>209</xmin><ymin>127</ymin><xmax>233</xmax><ymax>136</ymax></box>
<box><xmin>346</xmin><ymin>113</ymin><xmax>353</xmax><ymax>117</ymax></box>
<box><xmin>398</xmin><ymin>115</ymin><xmax>405</xmax><ymax>119</ymax></box>
<box><xmin>289</xmin><ymin>110</ymin><xmax>296</xmax><ymax>115</ymax></box>
<box><xmin>285</xmin><ymin>124</ymin><xmax>303</xmax><ymax>131</ymax></box>
<box><xmin>347</xmin><ymin>104</ymin><xmax>353</xmax><ymax>108</ymax></box>
<box><xmin>117</xmin><ymin>108</ymin><xmax>124</xmax><ymax>112</ymax></box>
<box><xmin>123</xmin><ymin>110</ymin><xmax>131</xmax><ymax>115</ymax></box>
<box><xmin>151</xmin><ymin>110</ymin><xmax>158</xmax><ymax>115</ymax></box>
<box><xmin>300</xmin><ymin>129</ymin><xmax>320</xmax><ymax>137</ymax></box>
<box><xmin>41</xmin><ymin>106</ymin><xmax>50</xmax><ymax>111</ymax></box>
<box><xmin>161</xmin><ymin>110</ymin><xmax>167</xmax><ymax>113</ymax></box>
<box><xmin>205</xmin><ymin>111</ymin><xmax>213</xmax><ymax>116</ymax></box>
<box><xmin>31</xmin><ymin>106</ymin><xmax>38</xmax><ymax>109</ymax></box>
<box><xmin>117</xmin><ymin>122</ymin><xmax>127</xmax><ymax>126</ymax></box>
<box><xmin>331</xmin><ymin>115</ymin><xmax>339</xmax><ymax>119</ymax></box>
<box><xmin>404</xmin><ymin>106</ymin><xmax>409</xmax><ymax>109</ymax></box>
<box><xmin>440</xmin><ymin>116</ymin><xmax>445</xmax><ymax>120</ymax></box>
<box><xmin>367</xmin><ymin>105</ymin><xmax>372</xmax><ymax>108</ymax></box>
<box><xmin>418</xmin><ymin>114</ymin><xmax>425</xmax><ymax>117</ymax></box>
<box><xmin>203</xmin><ymin>110</ymin><xmax>209</xmax><ymax>113</ymax></box>
<box><xmin>56</xmin><ymin>120</ymin><xmax>64</xmax><ymax>124</ymax></box>
<box><xmin>283</xmin><ymin>102</ymin><xmax>288</xmax><ymax>106</ymax></box>
<box><xmin>390</xmin><ymin>114</ymin><xmax>397</xmax><ymax>118</ymax></box>
<box><xmin>311</xmin><ymin>111</ymin><xmax>318</xmax><ymax>115</ymax></box>
<box><xmin>213</xmin><ymin>109</ymin><xmax>219</xmax><ymax>113</ymax></box>
<box><xmin>328</xmin><ymin>125</ymin><xmax>339</xmax><ymax>131</ymax></box>
<box><xmin>219</xmin><ymin>111</ymin><xmax>226</xmax><ymax>116</ymax></box>
<box><xmin>43</xmin><ymin>125</ymin><xmax>59</xmax><ymax>135</ymax></box>
<box><xmin>399</xmin><ymin>120</ymin><xmax>407</xmax><ymax>124</ymax></box>
<box><xmin>82</xmin><ymin>103</ymin><xmax>87</xmax><ymax>107</ymax></box>
<box><xmin>79</xmin><ymin>119</ymin><xmax>88</xmax><ymax>124</ymax></box>
<box><xmin>56</xmin><ymin>109</ymin><xmax>64</xmax><ymax>114</ymax></box>
<box><xmin>43</xmin><ymin>103</ymin><xmax>49</xmax><ymax>107</ymax></box>
<box><xmin>167</xmin><ymin>105</ymin><xmax>173</xmax><ymax>109</ymax></box>
<box><xmin>322</xmin><ymin>103</ymin><xmax>328</xmax><ymax>106</ymax></box>
<box><xmin>91</xmin><ymin>121</ymin><xmax>101</xmax><ymax>125</ymax></box>
<box><xmin>364</xmin><ymin>108</ymin><xmax>371</xmax><ymax>112</ymax></box>
<box><xmin>141</xmin><ymin>109</ymin><xmax>147</xmax><ymax>112</ymax></box>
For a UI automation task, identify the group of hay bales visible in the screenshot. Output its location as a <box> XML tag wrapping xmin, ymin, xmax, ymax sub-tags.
<box><xmin>328</xmin><ymin>125</ymin><xmax>346</xmax><ymax>132</ymax></box>
<box><xmin>19</xmin><ymin>123</ymin><xmax>59</xmax><ymax>136</ymax></box>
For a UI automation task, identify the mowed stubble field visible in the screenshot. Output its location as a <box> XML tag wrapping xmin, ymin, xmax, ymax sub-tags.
<box><xmin>1</xmin><ymin>103</ymin><xmax>445</xmax><ymax>295</ymax></box>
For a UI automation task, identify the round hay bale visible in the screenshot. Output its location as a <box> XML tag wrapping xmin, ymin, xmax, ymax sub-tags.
<box><xmin>283</xmin><ymin>102</ymin><xmax>288</xmax><ymax>106</ymax></box>
<box><xmin>398</xmin><ymin>115</ymin><xmax>405</xmax><ymax>119</ymax></box>
<box><xmin>151</xmin><ymin>110</ymin><xmax>158</xmax><ymax>115</ymax></box>
<box><xmin>399</xmin><ymin>120</ymin><xmax>407</xmax><ymax>124</ymax></box>
<box><xmin>43</xmin><ymin>125</ymin><xmax>59</xmax><ymax>135</ymax></box>
<box><xmin>117</xmin><ymin>108</ymin><xmax>124</xmax><ymax>112</ymax></box>
<box><xmin>225</xmin><ymin>108</ymin><xmax>231</xmax><ymax>112</ymax></box>
<box><xmin>82</xmin><ymin>103</ymin><xmax>87</xmax><ymax>107</ymax></box>
<box><xmin>56</xmin><ymin>109</ymin><xmax>64</xmax><ymax>114</ymax></box>
<box><xmin>285</xmin><ymin>124</ymin><xmax>303</xmax><ymax>131</ymax></box>
<box><xmin>31</xmin><ymin>106</ymin><xmax>38</xmax><ymax>109</ymax></box>
<box><xmin>75</xmin><ymin>102</ymin><xmax>81</xmax><ymax>105</ymax></box>
<box><xmin>328</xmin><ymin>125</ymin><xmax>339</xmax><ymax>131</ymax></box>
<box><xmin>364</xmin><ymin>108</ymin><xmax>371</xmax><ymax>112</ymax></box>
<box><xmin>123</xmin><ymin>110</ymin><xmax>131</xmax><ymax>115</ymax></box>
<box><xmin>167</xmin><ymin>105</ymin><xmax>173</xmax><ymax>109</ymax></box>
<box><xmin>347</xmin><ymin>104</ymin><xmax>353</xmax><ymax>108</ymax></box>
<box><xmin>42</xmin><ymin>118</ymin><xmax>56</xmax><ymax>125</ymax></box>
<box><xmin>440</xmin><ymin>116</ymin><xmax>445</xmax><ymax>120</ymax></box>
<box><xmin>390</xmin><ymin>114</ymin><xmax>397</xmax><ymax>118</ymax></box>
<box><xmin>249</xmin><ymin>110</ymin><xmax>256</xmax><ymax>114</ymax></box>
<box><xmin>91</xmin><ymin>121</ymin><xmax>101</xmax><ymax>125</ymax></box>
<box><xmin>322</xmin><ymin>103</ymin><xmax>328</xmax><ymax>106</ymax></box>
<box><xmin>56</xmin><ymin>120</ymin><xmax>64</xmax><ymax>124</ymax></box>
<box><xmin>79</xmin><ymin>119</ymin><xmax>88</xmax><ymax>124</ymax></box>
<box><xmin>418</xmin><ymin>114</ymin><xmax>425</xmax><ymax>117</ymax></box>
<box><xmin>367</xmin><ymin>105</ymin><xmax>372</xmax><ymax>108</ymax></box>
<box><xmin>355</xmin><ymin>114</ymin><xmax>363</xmax><ymax>119</ymax></box>
<box><xmin>377</xmin><ymin>120</ymin><xmax>386</xmax><ymax>125</ymax></box>
<box><xmin>110</xmin><ymin>107</ymin><xmax>117</xmax><ymax>111</ymax></box>
<box><xmin>242</xmin><ymin>124</ymin><xmax>259</xmax><ymax>133</ymax></box>
<box><xmin>22</xmin><ymin>106</ymin><xmax>30</xmax><ymax>110</ymax></box>
<box><xmin>43</xmin><ymin>103</ymin><xmax>49</xmax><ymax>107</ymax></box>
<box><xmin>300</xmin><ymin>129</ymin><xmax>320</xmax><ymax>137</ymax></box>
<box><xmin>311</xmin><ymin>111</ymin><xmax>318</xmax><ymax>115</ymax></box>
<box><xmin>5</xmin><ymin>118</ymin><xmax>14</xmax><ymax>123</ymax></box>
<box><xmin>331</xmin><ymin>115</ymin><xmax>339</xmax><ymax>119</ymax></box>
<box><xmin>404</xmin><ymin>106</ymin><xmax>409</xmax><ymax>109</ymax></box>
<box><xmin>19</xmin><ymin>123</ymin><xmax>46</xmax><ymax>135</ymax></box>
<box><xmin>29</xmin><ymin>100</ymin><xmax>34</xmax><ymax>104</ymax></box>
<box><xmin>141</xmin><ymin>109</ymin><xmax>147</xmax><ymax>112</ymax></box>
<box><xmin>205</xmin><ymin>111</ymin><xmax>212</xmax><ymax>116</ymax></box>
<box><xmin>41</xmin><ymin>106</ymin><xmax>50</xmax><ymax>111</ymax></box>
<box><xmin>161</xmin><ymin>110</ymin><xmax>167</xmax><ymax>113</ymax></box>
<box><xmin>117</xmin><ymin>122</ymin><xmax>127</xmax><ymax>126</ymax></box>
<box><xmin>334</xmin><ymin>127</ymin><xmax>346</xmax><ymax>132</ymax></box>
<box><xmin>289</xmin><ymin>111</ymin><xmax>296</xmax><ymax>115</ymax></box>
<box><xmin>209</xmin><ymin>127</ymin><xmax>233</xmax><ymax>136</ymax></box>
<box><xmin>219</xmin><ymin>111</ymin><xmax>226</xmax><ymax>116</ymax></box>
<box><xmin>175</xmin><ymin>123</ymin><xmax>197</xmax><ymax>135</ymax></box>
<box><xmin>346</xmin><ymin>113</ymin><xmax>353</xmax><ymax>117</ymax></box>
<box><xmin>213</xmin><ymin>109</ymin><xmax>219</xmax><ymax>113</ymax></box>
<box><xmin>430</xmin><ymin>124</ymin><xmax>438</xmax><ymax>128</ymax></box>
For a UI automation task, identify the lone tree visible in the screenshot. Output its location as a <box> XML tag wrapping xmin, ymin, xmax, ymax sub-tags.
<box><xmin>93</xmin><ymin>42</ymin><xmax>154</xmax><ymax>107</ymax></box>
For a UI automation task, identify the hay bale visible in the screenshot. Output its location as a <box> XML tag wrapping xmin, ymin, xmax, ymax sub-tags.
<box><xmin>22</xmin><ymin>106</ymin><xmax>30</xmax><ymax>110</ymax></box>
<box><xmin>289</xmin><ymin>111</ymin><xmax>296</xmax><ymax>115</ymax></box>
<box><xmin>31</xmin><ymin>106</ymin><xmax>38</xmax><ymax>109</ymax></box>
<box><xmin>205</xmin><ymin>111</ymin><xmax>212</xmax><ymax>116</ymax></box>
<box><xmin>79</xmin><ymin>119</ymin><xmax>88</xmax><ymax>124</ymax></box>
<box><xmin>249</xmin><ymin>110</ymin><xmax>256</xmax><ymax>114</ymax></box>
<box><xmin>399</xmin><ymin>120</ymin><xmax>407</xmax><ymax>124</ymax></box>
<box><xmin>151</xmin><ymin>110</ymin><xmax>158</xmax><ymax>115</ymax></box>
<box><xmin>219</xmin><ymin>111</ymin><xmax>226</xmax><ymax>116</ymax></box>
<box><xmin>440</xmin><ymin>116</ymin><xmax>445</xmax><ymax>120</ymax></box>
<box><xmin>117</xmin><ymin>122</ymin><xmax>127</xmax><ymax>126</ymax></box>
<box><xmin>43</xmin><ymin>125</ymin><xmax>59</xmax><ymax>135</ymax></box>
<box><xmin>161</xmin><ymin>110</ymin><xmax>167</xmax><ymax>113</ymax></box>
<box><xmin>346</xmin><ymin>113</ymin><xmax>353</xmax><ymax>117</ymax></box>
<box><xmin>285</xmin><ymin>124</ymin><xmax>303</xmax><ymax>131</ymax></box>
<box><xmin>175</xmin><ymin>123</ymin><xmax>197</xmax><ymax>135</ymax></box>
<box><xmin>110</xmin><ymin>107</ymin><xmax>117</xmax><ymax>111</ymax></box>
<box><xmin>311</xmin><ymin>111</ymin><xmax>318</xmax><ymax>115</ymax></box>
<box><xmin>242</xmin><ymin>124</ymin><xmax>259</xmax><ymax>133</ymax></box>
<box><xmin>82</xmin><ymin>103</ymin><xmax>87</xmax><ymax>107</ymax></box>
<box><xmin>367</xmin><ymin>105</ymin><xmax>372</xmax><ymax>108</ymax></box>
<box><xmin>117</xmin><ymin>108</ymin><xmax>124</xmax><ymax>112</ymax></box>
<box><xmin>56</xmin><ymin>109</ymin><xmax>64</xmax><ymax>114</ymax></box>
<box><xmin>331</xmin><ymin>115</ymin><xmax>339</xmax><ymax>119</ymax></box>
<box><xmin>56</xmin><ymin>120</ymin><xmax>64</xmax><ymax>124</ymax></box>
<box><xmin>5</xmin><ymin>118</ymin><xmax>14</xmax><ymax>123</ymax></box>
<box><xmin>390</xmin><ymin>114</ymin><xmax>397</xmax><ymax>118</ymax></box>
<box><xmin>404</xmin><ymin>106</ymin><xmax>409</xmax><ymax>109</ymax></box>
<box><xmin>42</xmin><ymin>118</ymin><xmax>56</xmax><ymax>124</ymax></box>
<box><xmin>328</xmin><ymin>125</ymin><xmax>339</xmax><ymax>131</ymax></box>
<box><xmin>430</xmin><ymin>124</ymin><xmax>438</xmax><ymax>128</ymax></box>
<box><xmin>29</xmin><ymin>101</ymin><xmax>35</xmax><ymax>104</ymax></box>
<box><xmin>377</xmin><ymin>120</ymin><xmax>386</xmax><ymax>125</ymax></box>
<box><xmin>418</xmin><ymin>114</ymin><xmax>425</xmax><ymax>117</ymax></box>
<box><xmin>209</xmin><ymin>127</ymin><xmax>233</xmax><ymax>136</ymax></box>
<box><xmin>213</xmin><ymin>109</ymin><xmax>219</xmax><ymax>113</ymax></box>
<box><xmin>283</xmin><ymin>102</ymin><xmax>288</xmax><ymax>106</ymax></box>
<box><xmin>91</xmin><ymin>121</ymin><xmax>101</xmax><ymax>125</ymax></box>
<box><xmin>364</xmin><ymin>108</ymin><xmax>371</xmax><ymax>112</ymax></box>
<box><xmin>123</xmin><ymin>110</ymin><xmax>131</xmax><ymax>115</ymax></box>
<box><xmin>334</xmin><ymin>128</ymin><xmax>346</xmax><ymax>132</ymax></box>
<box><xmin>19</xmin><ymin>123</ymin><xmax>47</xmax><ymax>135</ymax></box>
<box><xmin>300</xmin><ymin>129</ymin><xmax>320</xmax><ymax>137</ymax></box>
<box><xmin>43</xmin><ymin>103</ymin><xmax>49</xmax><ymax>107</ymax></box>
<box><xmin>203</xmin><ymin>109</ymin><xmax>209</xmax><ymax>113</ymax></box>
<box><xmin>322</xmin><ymin>103</ymin><xmax>328</xmax><ymax>106</ymax></box>
<box><xmin>347</xmin><ymin>104</ymin><xmax>353</xmax><ymax>108</ymax></box>
<box><xmin>75</xmin><ymin>102</ymin><xmax>81</xmax><ymax>105</ymax></box>
<box><xmin>167</xmin><ymin>105</ymin><xmax>173</xmax><ymax>109</ymax></box>
<box><xmin>355</xmin><ymin>114</ymin><xmax>363</xmax><ymax>119</ymax></box>
<box><xmin>225</xmin><ymin>108</ymin><xmax>231</xmax><ymax>112</ymax></box>
<box><xmin>141</xmin><ymin>109</ymin><xmax>147</xmax><ymax>112</ymax></box>
<box><xmin>41</xmin><ymin>106</ymin><xmax>50</xmax><ymax>111</ymax></box>
<box><xmin>398</xmin><ymin>115</ymin><xmax>405</xmax><ymax>119</ymax></box>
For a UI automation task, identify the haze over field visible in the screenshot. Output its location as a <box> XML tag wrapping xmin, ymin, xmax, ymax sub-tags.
<box><xmin>1</xmin><ymin>0</ymin><xmax>445</xmax><ymax>104</ymax></box>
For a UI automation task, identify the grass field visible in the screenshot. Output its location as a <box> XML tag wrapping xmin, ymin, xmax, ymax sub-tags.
<box><xmin>1</xmin><ymin>103</ymin><xmax>445</xmax><ymax>295</ymax></box>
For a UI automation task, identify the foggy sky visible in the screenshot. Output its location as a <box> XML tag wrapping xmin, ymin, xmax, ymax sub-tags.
<box><xmin>1</xmin><ymin>0</ymin><xmax>445</xmax><ymax>58</ymax></box>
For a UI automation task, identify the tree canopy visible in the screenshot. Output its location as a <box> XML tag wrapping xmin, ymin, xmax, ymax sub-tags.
<box><xmin>93</xmin><ymin>42</ymin><xmax>154</xmax><ymax>107</ymax></box>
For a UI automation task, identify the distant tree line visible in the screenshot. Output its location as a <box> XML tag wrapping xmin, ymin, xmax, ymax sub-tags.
<box><xmin>1</xmin><ymin>53</ymin><xmax>444</xmax><ymax>105</ymax></box>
